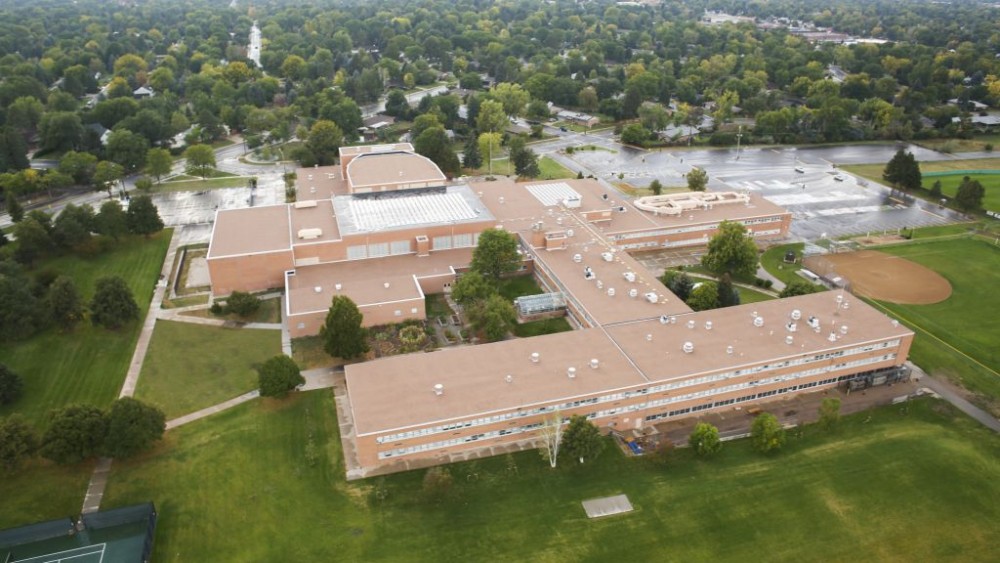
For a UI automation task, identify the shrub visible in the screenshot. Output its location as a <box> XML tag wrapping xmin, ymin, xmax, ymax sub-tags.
<box><xmin>225</xmin><ymin>291</ymin><xmax>261</xmax><ymax>317</ymax></box>
<box><xmin>257</xmin><ymin>355</ymin><xmax>305</xmax><ymax>398</ymax></box>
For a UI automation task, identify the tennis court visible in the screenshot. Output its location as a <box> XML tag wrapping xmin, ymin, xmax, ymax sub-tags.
<box><xmin>9</xmin><ymin>543</ymin><xmax>105</xmax><ymax>563</ymax></box>
<box><xmin>0</xmin><ymin>504</ymin><xmax>155</xmax><ymax>563</ymax></box>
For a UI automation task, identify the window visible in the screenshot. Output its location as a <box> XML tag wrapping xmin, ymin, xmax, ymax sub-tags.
<box><xmin>453</xmin><ymin>233</ymin><xmax>473</xmax><ymax>248</ymax></box>
<box><xmin>369</xmin><ymin>242</ymin><xmax>389</xmax><ymax>257</ymax></box>
<box><xmin>390</xmin><ymin>240</ymin><xmax>410</xmax><ymax>255</ymax></box>
<box><xmin>347</xmin><ymin>245</ymin><xmax>367</xmax><ymax>260</ymax></box>
<box><xmin>411</xmin><ymin>307</ymin><xmax>418</xmax><ymax>314</ymax></box>
<box><xmin>432</xmin><ymin>236</ymin><xmax>452</xmax><ymax>250</ymax></box>
<box><xmin>394</xmin><ymin>310</ymin><xmax>402</xmax><ymax>316</ymax></box>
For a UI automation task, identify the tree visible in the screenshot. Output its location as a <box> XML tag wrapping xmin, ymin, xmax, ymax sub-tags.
<box><xmin>621</xmin><ymin>123</ymin><xmax>650</xmax><ymax>145</ymax></box>
<box><xmin>58</xmin><ymin>151</ymin><xmax>98</xmax><ymax>185</ymax></box>
<box><xmin>649</xmin><ymin>179</ymin><xmax>663</xmax><ymax>196</ymax></box>
<box><xmin>0</xmin><ymin>364</ymin><xmax>24</xmax><ymax>406</ymax></box>
<box><xmin>477</xmin><ymin>132</ymin><xmax>503</xmax><ymax>173</ymax></box>
<box><xmin>39</xmin><ymin>111</ymin><xmax>83</xmax><ymax>152</ymax></box>
<box><xmin>717</xmin><ymin>274</ymin><xmax>740</xmax><ymax>307</ymax></box>
<box><xmin>320</xmin><ymin>295</ymin><xmax>368</xmax><ymax>359</ymax></box>
<box><xmin>561</xmin><ymin>415</ymin><xmax>604</xmax><ymax>463</ymax></box>
<box><xmin>0</xmin><ymin>415</ymin><xmax>36</xmax><ymax>472</ymax></box>
<box><xmin>48</xmin><ymin>276</ymin><xmax>84</xmax><ymax>330</ymax></box>
<box><xmin>280</xmin><ymin>54</ymin><xmax>307</xmax><ymax>81</ymax></box>
<box><xmin>93</xmin><ymin>161</ymin><xmax>124</xmax><ymax>198</ymax></box>
<box><xmin>701</xmin><ymin>221</ymin><xmax>759</xmax><ymax>278</ymax></box>
<box><xmin>225</xmin><ymin>291</ymin><xmax>261</xmax><ymax>317</ymax></box>
<box><xmin>490</xmin><ymin>83</ymin><xmax>529</xmax><ymax>117</ymax></box>
<box><xmin>39</xmin><ymin>405</ymin><xmax>107</xmax><ymax>465</ymax></box>
<box><xmin>95</xmin><ymin>200</ymin><xmax>128</xmax><ymax>240</ymax></box>
<box><xmin>145</xmin><ymin>148</ymin><xmax>172</xmax><ymax>183</ymax></box>
<box><xmin>955</xmin><ymin>176</ymin><xmax>985</xmax><ymax>210</ymax></box>
<box><xmin>102</xmin><ymin>397</ymin><xmax>165</xmax><ymax>458</ymax></box>
<box><xmin>537</xmin><ymin>412</ymin><xmax>563</xmax><ymax>468</ymax></box>
<box><xmin>90</xmin><ymin>276</ymin><xmax>140</xmax><ymax>330</ymax></box>
<box><xmin>0</xmin><ymin>126</ymin><xmax>29</xmax><ymax>172</ymax></box>
<box><xmin>462</xmin><ymin>135</ymin><xmax>482</xmax><ymax>169</ymax></box>
<box><xmin>184</xmin><ymin>144</ymin><xmax>216</xmax><ymax>179</ymax></box>
<box><xmin>469</xmin><ymin>293</ymin><xmax>517</xmax><ymax>342</ymax></box>
<box><xmin>12</xmin><ymin>216</ymin><xmax>52</xmax><ymax>264</ymax></box>
<box><xmin>126</xmin><ymin>195</ymin><xmax>164</xmax><ymax>237</ymax></box>
<box><xmin>660</xmin><ymin>270</ymin><xmax>694</xmax><ymax>301</ymax></box>
<box><xmin>818</xmin><ymin>397</ymin><xmax>842</xmax><ymax>430</ymax></box>
<box><xmin>451</xmin><ymin>271</ymin><xmax>494</xmax><ymax>306</ymax></box>
<box><xmin>0</xmin><ymin>273</ymin><xmax>45</xmax><ymax>341</ymax></box>
<box><xmin>470</xmin><ymin>228</ymin><xmax>520</xmax><ymax>282</ymax></box>
<box><xmin>5</xmin><ymin>191</ymin><xmax>23</xmax><ymax>223</ymax></box>
<box><xmin>780</xmin><ymin>279</ymin><xmax>823</xmax><ymax>298</ymax></box>
<box><xmin>687</xmin><ymin>167</ymin><xmax>708</xmax><ymax>191</ymax></box>
<box><xmin>687</xmin><ymin>281</ymin><xmax>720</xmax><ymax>311</ymax></box>
<box><xmin>929</xmin><ymin>180</ymin><xmax>943</xmax><ymax>199</ymax></box>
<box><xmin>134</xmin><ymin>177</ymin><xmax>153</xmax><ymax>192</ymax></box>
<box><xmin>688</xmin><ymin>422</ymin><xmax>721</xmax><ymax>456</ymax></box>
<box><xmin>638</xmin><ymin>102</ymin><xmax>670</xmax><ymax>131</ymax></box>
<box><xmin>476</xmin><ymin>99</ymin><xmax>508</xmax><ymax>135</ymax></box>
<box><xmin>750</xmin><ymin>412</ymin><xmax>786</xmax><ymax>453</ymax></box>
<box><xmin>384</xmin><ymin>89</ymin><xmax>409</xmax><ymax>118</ymax></box>
<box><xmin>414</xmin><ymin>127</ymin><xmax>461</xmax><ymax>177</ymax></box>
<box><xmin>306</xmin><ymin>120</ymin><xmax>344</xmax><ymax>166</ymax></box>
<box><xmin>511</xmin><ymin>145</ymin><xmax>540</xmax><ymax>178</ymax></box>
<box><xmin>105</xmin><ymin>130</ymin><xmax>149</xmax><ymax>173</ymax></box>
<box><xmin>257</xmin><ymin>355</ymin><xmax>305</xmax><ymax>398</ymax></box>
<box><xmin>882</xmin><ymin>149</ymin><xmax>921</xmax><ymax>191</ymax></box>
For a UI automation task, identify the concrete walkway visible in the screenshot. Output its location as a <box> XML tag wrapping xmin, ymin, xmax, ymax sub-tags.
<box><xmin>756</xmin><ymin>265</ymin><xmax>787</xmax><ymax>292</ymax></box>
<box><xmin>80</xmin><ymin>457</ymin><xmax>112</xmax><ymax>514</ymax></box>
<box><xmin>907</xmin><ymin>362</ymin><xmax>1000</xmax><ymax>432</ymax></box>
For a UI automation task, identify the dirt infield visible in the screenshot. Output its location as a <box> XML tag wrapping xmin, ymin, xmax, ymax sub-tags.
<box><xmin>803</xmin><ymin>250</ymin><xmax>952</xmax><ymax>304</ymax></box>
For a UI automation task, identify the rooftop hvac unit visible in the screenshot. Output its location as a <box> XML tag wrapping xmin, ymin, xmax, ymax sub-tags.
<box><xmin>623</xmin><ymin>271</ymin><xmax>636</xmax><ymax>282</ymax></box>
<box><xmin>628</xmin><ymin>288</ymin><xmax>638</xmax><ymax>298</ymax></box>
<box><xmin>659</xmin><ymin>315</ymin><xmax>669</xmax><ymax>324</ymax></box>
<box><xmin>682</xmin><ymin>342</ymin><xmax>694</xmax><ymax>354</ymax></box>
<box><xmin>583</xmin><ymin>266</ymin><xmax>595</xmax><ymax>280</ymax></box>
<box><xmin>563</xmin><ymin>195</ymin><xmax>582</xmax><ymax>208</ymax></box>
<box><xmin>294</xmin><ymin>200</ymin><xmax>318</xmax><ymax>209</ymax></box>
<box><xmin>601</xmin><ymin>252</ymin><xmax>614</xmax><ymax>262</ymax></box>
<box><xmin>786</xmin><ymin>322</ymin><xmax>797</xmax><ymax>333</ymax></box>
<box><xmin>645</xmin><ymin>292</ymin><xmax>659</xmax><ymax>304</ymax></box>
<box><xmin>297</xmin><ymin>228</ymin><xmax>323</xmax><ymax>240</ymax></box>
<box><xmin>313</xmin><ymin>286</ymin><xmax>322</xmax><ymax>293</ymax></box>
<box><xmin>607</xmin><ymin>287</ymin><xmax>615</xmax><ymax>297</ymax></box>
<box><xmin>574</xmin><ymin>254</ymin><xmax>583</xmax><ymax>263</ymax></box>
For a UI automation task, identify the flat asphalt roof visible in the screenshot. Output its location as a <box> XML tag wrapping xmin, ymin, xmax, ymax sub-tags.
<box><xmin>289</xmin><ymin>199</ymin><xmax>341</xmax><ymax>244</ymax></box>
<box><xmin>208</xmin><ymin>204</ymin><xmax>290</xmax><ymax>259</ymax></box>
<box><xmin>346</xmin><ymin>152</ymin><xmax>446</xmax><ymax>190</ymax></box>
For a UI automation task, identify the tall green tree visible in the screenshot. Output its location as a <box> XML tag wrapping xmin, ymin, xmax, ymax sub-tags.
<box><xmin>476</xmin><ymin>99</ymin><xmax>508</xmax><ymax>135</ymax></box>
<box><xmin>89</xmin><ymin>276</ymin><xmax>140</xmax><ymax>329</ymax></box>
<box><xmin>11</xmin><ymin>216</ymin><xmax>52</xmax><ymax>264</ymax></box>
<box><xmin>48</xmin><ymin>276</ymin><xmax>85</xmax><ymax>330</ymax></box>
<box><xmin>257</xmin><ymin>355</ymin><xmax>305</xmax><ymax>398</ymax></box>
<box><xmin>0</xmin><ymin>126</ymin><xmax>29</xmax><ymax>172</ymax></box>
<box><xmin>717</xmin><ymin>274</ymin><xmax>740</xmax><ymax>307</ymax></box>
<box><xmin>462</xmin><ymin>135</ymin><xmax>482</xmax><ymax>169</ymax></box>
<box><xmin>58</xmin><ymin>151</ymin><xmax>98</xmax><ymax>185</ymax></box>
<box><xmin>468</xmin><ymin>293</ymin><xmax>517</xmax><ymax>342</ymax></box>
<box><xmin>955</xmin><ymin>176</ymin><xmax>985</xmax><ymax>210</ymax></box>
<box><xmin>882</xmin><ymin>149</ymin><xmax>921</xmax><ymax>191</ymax></box>
<box><xmin>688</xmin><ymin>422</ymin><xmax>721</xmax><ymax>456</ymax></box>
<box><xmin>780</xmin><ymin>279</ymin><xmax>822</xmax><ymax>298</ymax></box>
<box><xmin>93</xmin><ymin>161</ymin><xmax>124</xmax><ymax>198</ymax></box>
<box><xmin>184</xmin><ymin>144</ymin><xmax>216</xmax><ymax>178</ymax></box>
<box><xmin>145</xmin><ymin>148</ymin><xmax>172</xmax><ymax>183</ymax></box>
<box><xmin>320</xmin><ymin>295</ymin><xmax>369</xmax><ymax>359</ymax></box>
<box><xmin>470</xmin><ymin>228</ymin><xmax>520</xmax><ymax>282</ymax></box>
<box><xmin>560</xmin><ymin>415</ymin><xmax>604</xmax><ymax>464</ymax></box>
<box><xmin>101</xmin><ymin>397</ymin><xmax>165</xmax><ymax>458</ymax></box>
<box><xmin>306</xmin><ymin>120</ymin><xmax>344</xmax><ymax>166</ymax></box>
<box><xmin>40</xmin><ymin>405</ymin><xmax>108</xmax><ymax>465</ymax></box>
<box><xmin>686</xmin><ymin>281</ymin><xmax>720</xmax><ymax>311</ymax></box>
<box><xmin>687</xmin><ymin>167</ymin><xmax>708</xmax><ymax>191</ymax></box>
<box><xmin>5</xmin><ymin>191</ymin><xmax>24</xmax><ymax>223</ymax></box>
<box><xmin>105</xmin><ymin>130</ymin><xmax>149</xmax><ymax>173</ymax></box>
<box><xmin>0</xmin><ymin>364</ymin><xmax>24</xmax><ymax>406</ymax></box>
<box><xmin>450</xmin><ymin>271</ymin><xmax>494</xmax><ymax>306</ymax></box>
<box><xmin>126</xmin><ymin>195</ymin><xmax>164</xmax><ymax>237</ymax></box>
<box><xmin>95</xmin><ymin>200</ymin><xmax>128</xmax><ymax>240</ymax></box>
<box><xmin>0</xmin><ymin>415</ymin><xmax>37</xmax><ymax>471</ymax></box>
<box><xmin>0</xmin><ymin>273</ymin><xmax>45</xmax><ymax>341</ymax></box>
<box><xmin>414</xmin><ymin>126</ymin><xmax>461</xmax><ymax>176</ymax></box>
<box><xmin>750</xmin><ymin>412</ymin><xmax>786</xmax><ymax>453</ymax></box>
<box><xmin>701</xmin><ymin>221</ymin><xmax>759</xmax><ymax>278</ymax></box>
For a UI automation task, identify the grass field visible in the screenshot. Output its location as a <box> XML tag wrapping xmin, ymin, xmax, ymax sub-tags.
<box><xmin>915</xmin><ymin>134</ymin><xmax>1000</xmax><ymax>153</ymax></box>
<box><xmin>497</xmin><ymin>275</ymin><xmax>543</xmax><ymax>301</ymax></box>
<box><xmin>736</xmin><ymin>286</ymin><xmax>775</xmax><ymax>303</ymax></box>
<box><xmin>841</xmin><ymin>157</ymin><xmax>1000</xmax><ymax>211</ymax></box>
<box><xmin>869</xmin><ymin>238</ymin><xmax>1000</xmax><ymax>413</ymax></box>
<box><xmin>0</xmin><ymin>460</ymin><xmax>94</xmax><ymax>529</ymax></box>
<box><xmin>0</xmin><ymin>232</ymin><xmax>171</xmax><ymax>424</ymax></box>
<box><xmin>537</xmin><ymin>156</ymin><xmax>576</xmax><ymax>180</ymax></box>
<box><xmin>924</xmin><ymin>172</ymin><xmax>1000</xmax><ymax>211</ymax></box>
<box><xmin>133</xmin><ymin>321</ymin><xmax>281</xmax><ymax>419</ymax></box>
<box><xmin>760</xmin><ymin>242</ymin><xmax>806</xmax><ymax>285</ymax></box>
<box><xmin>101</xmin><ymin>392</ymin><xmax>1000</xmax><ymax>562</ymax></box>
<box><xmin>513</xmin><ymin>317</ymin><xmax>573</xmax><ymax>337</ymax></box>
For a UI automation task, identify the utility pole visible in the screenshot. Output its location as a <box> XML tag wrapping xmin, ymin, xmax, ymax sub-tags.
<box><xmin>735</xmin><ymin>125</ymin><xmax>743</xmax><ymax>160</ymax></box>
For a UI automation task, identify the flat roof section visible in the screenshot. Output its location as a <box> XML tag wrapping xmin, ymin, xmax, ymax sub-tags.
<box><xmin>605</xmin><ymin>290</ymin><xmax>915</xmax><ymax>383</ymax></box>
<box><xmin>286</xmin><ymin>248</ymin><xmax>473</xmax><ymax>315</ymax></box>
<box><xmin>346</xmin><ymin>152</ymin><xmax>447</xmax><ymax>190</ymax></box>
<box><xmin>339</xmin><ymin>143</ymin><xmax>413</xmax><ymax>156</ymax></box>
<box><xmin>207</xmin><ymin>205</ymin><xmax>291</xmax><ymax>259</ymax></box>
<box><xmin>333</xmin><ymin>185</ymin><xmax>495</xmax><ymax>235</ymax></box>
<box><xmin>289</xmin><ymin>199</ymin><xmax>340</xmax><ymax>245</ymax></box>
<box><xmin>297</xmin><ymin>166</ymin><xmax>348</xmax><ymax>198</ymax></box>
<box><xmin>346</xmin><ymin>328</ymin><xmax>648</xmax><ymax>436</ymax></box>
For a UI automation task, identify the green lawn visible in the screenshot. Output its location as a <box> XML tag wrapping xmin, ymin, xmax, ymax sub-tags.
<box><xmin>133</xmin><ymin>320</ymin><xmax>281</xmax><ymax>419</ymax></box>
<box><xmin>760</xmin><ymin>242</ymin><xmax>806</xmax><ymax>285</ymax></box>
<box><xmin>0</xmin><ymin>459</ymin><xmax>94</xmax><ymax>529</ymax></box>
<box><xmin>513</xmin><ymin>316</ymin><xmax>573</xmax><ymax>337</ymax></box>
<box><xmin>101</xmin><ymin>392</ymin><xmax>1000</xmax><ymax>562</ymax></box>
<box><xmin>181</xmin><ymin>298</ymin><xmax>281</xmax><ymax>324</ymax></box>
<box><xmin>737</xmin><ymin>286</ymin><xmax>776</xmax><ymax>304</ymax></box>
<box><xmin>924</xmin><ymin>172</ymin><xmax>1000</xmax><ymax>211</ymax></box>
<box><xmin>870</xmin><ymin>238</ymin><xmax>1000</xmax><ymax>413</ymax></box>
<box><xmin>537</xmin><ymin>156</ymin><xmax>576</xmax><ymax>180</ymax></box>
<box><xmin>0</xmin><ymin>232</ymin><xmax>172</xmax><ymax>424</ymax></box>
<box><xmin>498</xmin><ymin>275</ymin><xmax>543</xmax><ymax>301</ymax></box>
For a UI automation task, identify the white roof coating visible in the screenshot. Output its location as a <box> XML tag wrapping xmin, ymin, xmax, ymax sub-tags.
<box><xmin>333</xmin><ymin>185</ymin><xmax>493</xmax><ymax>234</ymax></box>
<box><xmin>525</xmin><ymin>182</ymin><xmax>581</xmax><ymax>207</ymax></box>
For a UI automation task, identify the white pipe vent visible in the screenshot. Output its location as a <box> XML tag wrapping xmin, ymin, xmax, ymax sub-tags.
<box><xmin>505</xmin><ymin>374</ymin><xmax>513</xmax><ymax>384</ymax></box>
<box><xmin>785</xmin><ymin>336</ymin><xmax>794</xmax><ymax>345</ymax></box>
<box><xmin>705</xmin><ymin>321</ymin><xmax>713</xmax><ymax>330</ymax></box>
<box><xmin>646</xmin><ymin>333</ymin><xmax>653</xmax><ymax>342</ymax></box>
<box><xmin>726</xmin><ymin>345</ymin><xmax>734</xmax><ymax>355</ymax></box>
<box><xmin>567</xmin><ymin>367</ymin><xmax>577</xmax><ymax>379</ymax></box>
<box><xmin>753</xmin><ymin>316</ymin><xmax>764</xmax><ymax>328</ymax></box>
<box><xmin>334</xmin><ymin>283</ymin><xmax>342</xmax><ymax>291</ymax></box>
<box><xmin>433</xmin><ymin>384</ymin><xmax>444</xmax><ymax>396</ymax></box>
<box><xmin>682</xmin><ymin>342</ymin><xmax>694</xmax><ymax>354</ymax></box>
<box><xmin>531</xmin><ymin>352</ymin><xmax>540</xmax><ymax>363</ymax></box>
<box><xmin>313</xmin><ymin>286</ymin><xmax>322</xmax><ymax>293</ymax></box>
<box><xmin>573</xmin><ymin>254</ymin><xmax>582</xmax><ymax>263</ymax></box>
<box><xmin>383</xmin><ymin>282</ymin><xmax>390</xmax><ymax>289</ymax></box>
<box><xmin>629</xmin><ymin>289</ymin><xmax>638</xmax><ymax>298</ymax></box>
<box><xmin>607</xmin><ymin>287</ymin><xmax>615</xmax><ymax>297</ymax></box>
<box><xmin>840</xmin><ymin>325</ymin><xmax>849</xmax><ymax>335</ymax></box>
<box><xmin>828</xmin><ymin>332</ymin><xmax>837</xmax><ymax>342</ymax></box>
<box><xmin>687</xmin><ymin>320</ymin><xmax>696</xmax><ymax>329</ymax></box>
<box><xmin>590</xmin><ymin>359</ymin><xmax>599</xmax><ymax>369</ymax></box>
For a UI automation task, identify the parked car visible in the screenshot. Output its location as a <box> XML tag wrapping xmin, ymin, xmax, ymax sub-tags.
<box><xmin>834</xmin><ymin>174</ymin><xmax>846</xmax><ymax>181</ymax></box>
<box><xmin>794</xmin><ymin>166</ymin><xmax>806</xmax><ymax>173</ymax></box>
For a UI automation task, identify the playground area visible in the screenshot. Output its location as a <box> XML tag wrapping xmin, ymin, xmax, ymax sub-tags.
<box><xmin>804</xmin><ymin>250</ymin><xmax>952</xmax><ymax>304</ymax></box>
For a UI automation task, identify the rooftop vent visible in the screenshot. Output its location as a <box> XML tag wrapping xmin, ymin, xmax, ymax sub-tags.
<box><xmin>384</xmin><ymin>282</ymin><xmax>390</xmax><ymax>289</ymax></box>
<box><xmin>334</xmin><ymin>283</ymin><xmax>342</xmax><ymax>291</ymax></box>
<box><xmin>623</xmin><ymin>271</ymin><xmax>636</xmax><ymax>282</ymax></box>
<box><xmin>891</xmin><ymin>319</ymin><xmax>899</xmax><ymax>327</ymax></box>
<box><xmin>566</xmin><ymin>229</ymin><xmax>574</xmax><ymax>237</ymax></box>
<box><xmin>607</xmin><ymin>287</ymin><xmax>615</xmax><ymax>297</ymax></box>
<box><xmin>601</xmin><ymin>252</ymin><xmax>614</xmax><ymax>262</ymax></box>
<box><xmin>313</xmin><ymin>286</ymin><xmax>322</xmax><ymax>293</ymax></box>
<box><xmin>840</xmin><ymin>325</ymin><xmax>849</xmax><ymax>335</ymax></box>
<box><xmin>498</xmin><ymin>196</ymin><xmax>505</xmax><ymax>204</ymax></box>
<box><xmin>628</xmin><ymin>288</ymin><xmax>638</xmax><ymax>298</ymax></box>
<box><xmin>590</xmin><ymin>359</ymin><xmax>599</xmax><ymax>369</ymax></box>
<box><xmin>785</xmin><ymin>335</ymin><xmax>794</xmax><ymax>345</ymax></box>
<box><xmin>596</xmin><ymin>280</ymin><xmax>604</xmax><ymax>289</ymax></box>
<box><xmin>786</xmin><ymin>322</ymin><xmax>797</xmax><ymax>333</ymax></box>
<box><xmin>584</xmin><ymin>266</ymin><xmax>594</xmax><ymax>280</ymax></box>
<box><xmin>705</xmin><ymin>321</ymin><xmax>713</xmax><ymax>330</ymax></box>
<box><xmin>298</xmin><ymin>228</ymin><xmax>323</xmax><ymax>240</ymax></box>
<box><xmin>726</xmin><ymin>345</ymin><xmax>734</xmax><ymax>355</ymax></box>
<box><xmin>682</xmin><ymin>342</ymin><xmax>694</xmax><ymax>354</ymax></box>
<box><xmin>646</xmin><ymin>334</ymin><xmax>653</xmax><ymax>342</ymax></box>
<box><xmin>433</xmin><ymin>384</ymin><xmax>444</xmax><ymax>396</ymax></box>
<box><xmin>531</xmin><ymin>352</ymin><xmax>540</xmax><ymax>363</ymax></box>
<box><xmin>567</xmin><ymin>367</ymin><xmax>577</xmax><ymax>379</ymax></box>
<box><xmin>645</xmin><ymin>292</ymin><xmax>659</xmax><ymax>304</ymax></box>
<box><xmin>574</xmin><ymin>254</ymin><xmax>583</xmax><ymax>263</ymax></box>
<box><xmin>505</xmin><ymin>374</ymin><xmax>513</xmax><ymax>384</ymax></box>
<box><xmin>791</xmin><ymin>309</ymin><xmax>802</xmax><ymax>320</ymax></box>
<box><xmin>687</xmin><ymin>320</ymin><xmax>696</xmax><ymax>329</ymax></box>
<box><xmin>828</xmin><ymin>332</ymin><xmax>837</xmax><ymax>342</ymax></box>
<box><xmin>659</xmin><ymin>315</ymin><xmax>670</xmax><ymax>325</ymax></box>
<box><xmin>753</xmin><ymin>316</ymin><xmax>765</xmax><ymax>328</ymax></box>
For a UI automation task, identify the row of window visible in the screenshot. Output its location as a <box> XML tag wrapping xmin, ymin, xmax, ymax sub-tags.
<box><xmin>375</xmin><ymin>347</ymin><xmax>898</xmax><ymax>445</ymax></box>
<box><xmin>611</xmin><ymin>216</ymin><xmax>783</xmax><ymax>241</ymax></box>
<box><xmin>345</xmin><ymin>233</ymin><xmax>480</xmax><ymax>261</ymax></box>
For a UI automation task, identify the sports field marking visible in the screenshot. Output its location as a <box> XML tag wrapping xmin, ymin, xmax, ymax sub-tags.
<box><xmin>13</xmin><ymin>543</ymin><xmax>105</xmax><ymax>563</ymax></box>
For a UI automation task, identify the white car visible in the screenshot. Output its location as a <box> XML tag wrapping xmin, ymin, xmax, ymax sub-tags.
<box><xmin>833</xmin><ymin>174</ymin><xmax>846</xmax><ymax>181</ymax></box>
<box><xmin>794</xmin><ymin>166</ymin><xmax>806</xmax><ymax>173</ymax></box>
